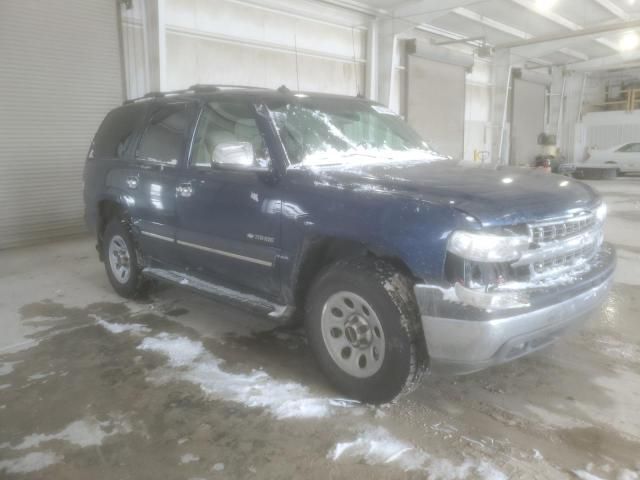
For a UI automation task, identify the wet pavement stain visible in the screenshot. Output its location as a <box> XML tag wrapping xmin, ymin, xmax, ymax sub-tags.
<box><xmin>1</xmin><ymin>297</ymin><xmax>639</xmax><ymax>479</ymax></box>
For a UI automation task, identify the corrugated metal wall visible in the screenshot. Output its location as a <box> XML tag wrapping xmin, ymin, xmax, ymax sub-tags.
<box><xmin>0</xmin><ymin>0</ymin><xmax>123</xmax><ymax>249</ymax></box>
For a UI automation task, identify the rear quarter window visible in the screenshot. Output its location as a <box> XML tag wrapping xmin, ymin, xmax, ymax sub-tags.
<box><xmin>92</xmin><ymin>104</ymin><xmax>147</xmax><ymax>160</ymax></box>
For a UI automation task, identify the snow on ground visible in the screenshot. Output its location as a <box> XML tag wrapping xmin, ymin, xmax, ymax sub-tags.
<box><xmin>0</xmin><ymin>451</ymin><xmax>62</xmax><ymax>475</ymax></box>
<box><xmin>137</xmin><ymin>332</ymin><xmax>357</xmax><ymax>419</ymax></box>
<box><xmin>96</xmin><ymin>318</ymin><xmax>151</xmax><ymax>335</ymax></box>
<box><xmin>1</xmin><ymin>415</ymin><xmax>131</xmax><ymax>450</ymax></box>
<box><xmin>329</xmin><ymin>426</ymin><xmax>508</xmax><ymax>480</ymax></box>
<box><xmin>0</xmin><ymin>361</ymin><xmax>18</xmax><ymax>376</ymax></box>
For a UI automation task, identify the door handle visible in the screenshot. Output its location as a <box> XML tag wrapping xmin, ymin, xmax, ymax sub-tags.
<box><xmin>126</xmin><ymin>175</ymin><xmax>139</xmax><ymax>189</ymax></box>
<box><xmin>177</xmin><ymin>182</ymin><xmax>193</xmax><ymax>198</ymax></box>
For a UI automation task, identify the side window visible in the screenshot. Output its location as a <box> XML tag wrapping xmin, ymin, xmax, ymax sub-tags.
<box><xmin>617</xmin><ymin>143</ymin><xmax>640</xmax><ymax>153</ymax></box>
<box><xmin>191</xmin><ymin>101</ymin><xmax>270</xmax><ymax>169</ymax></box>
<box><xmin>92</xmin><ymin>105</ymin><xmax>146</xmax><ymax>160</ymax></box>
<box><xmin>136</xmin><ymin>103</ymin><xmax>191</xmax><ymax>166</ymax></box>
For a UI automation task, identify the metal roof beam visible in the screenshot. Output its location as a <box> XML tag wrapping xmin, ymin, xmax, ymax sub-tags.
<box><xmin>509</xmin><ymin>0</ymin><xmax>620</xmax><ymax>51</ymax></box>
<box><xmin>453</xmin><ymin>7</ymin><xmax>588</xmax><ymax>60</ymax></box>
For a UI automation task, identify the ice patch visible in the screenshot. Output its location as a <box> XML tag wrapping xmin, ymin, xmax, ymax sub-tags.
<box><xmin>0</xmin><ymin>384</ymin><xmax>10</xmax><ymax>390</ymax></box>
<box><xmin>595</xmin><ymin>336</ymin><xmax>640</xmax><ymax>363</ymax></box>
<box><xmin>4</xmin><ymin>416</ymin><xmax>131</xmax><ymax>450</ymax></box>
<box><xmin>0</xmin><ymin>451</ymin><xmax>62</xmax><ymax>474</ymax></box>
<box><xmin>618</xmin><ymin>469</ymin><xmax>640</xmax><ymax>480</ymax></box>
<box><xmin>573</xmin><ymin>470</ymin><xmax>606</xmax><ymax>480</ymax></box>
<box><xmin>0</xmin><ymin>362</ymin><xmax>17</xmax><ymax>376</ymax></box>
<box><xmin>180</xmin><ymin>453</ymin><xmax>199</xmax><ymax>464</ymax></box>
<box><xmin>329</xmin><ymin>427</ymin><xmax>507</xmax><ymax>480</ymax></box>
<box><xmin>28</xmin><ymin>372</ymin><xmax>53</xmax><ymax>381</ymax></box>
<box><xmin>138</xmin><ymin>333</ymin><xmax>355</xmax><ymax>419</ymax></box>
<box><xmin>97</xmin><ymin>319</ymin><xmax>151</xmax><ymax>335</ymax></box>
<box><xmin>212</xmin><ymin>463</ymin><xmax>225</xmax><ymax>471</ymax></box>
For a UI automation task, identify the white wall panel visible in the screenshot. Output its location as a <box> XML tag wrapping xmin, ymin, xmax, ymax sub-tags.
<box><xmin>407</xmin><ymin>56</ymin><xmax>466</xmax><ymax>159</ymax></box>
<box><xmin>163</xmin><ymin>0</ymin><xmax>366</xmax><ymax>95</ymax></box>
<box><xmin>0</xmin><ymin>0</ymin><xmax>123</xmax><ymax>248</ymax></box>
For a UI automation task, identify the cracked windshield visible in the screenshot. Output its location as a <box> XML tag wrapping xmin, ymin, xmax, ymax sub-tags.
<box><xmin>267</xmin><ymin>98</ymin><xmax>449</xmax><ymax>167</ymax></box>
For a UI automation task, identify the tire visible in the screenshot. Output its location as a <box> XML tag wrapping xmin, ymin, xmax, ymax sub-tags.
<box><xmin>305</xmin><ymin>257</ymin><xmax>427</xmax><ymax>404</ymax></box>
<box><xmin>574</xmin><ymin>167</ymin><xmax>617</xmax><ymax>180</ymax></box>
<box><xmin>102</xmin><ymin>218</ymin><xmax>150</xmax><ymax>298</ymax></box>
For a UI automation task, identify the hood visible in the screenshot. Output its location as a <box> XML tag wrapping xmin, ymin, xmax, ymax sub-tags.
<box><xmin>300</xmin><ymin>161</ymin><xmax>600</xmax><ymax>227</ymax></box>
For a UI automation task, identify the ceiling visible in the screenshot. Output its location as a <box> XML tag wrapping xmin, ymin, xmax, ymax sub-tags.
<box><xmin>319</xmin><ymin>0</ymin><xmax>640</xmax><ymax>70</ymax></box>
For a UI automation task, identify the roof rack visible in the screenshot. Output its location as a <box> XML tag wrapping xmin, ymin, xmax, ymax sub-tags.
<box><xmin>123</xmin><ymin>89</ymin><xmax>190</xmax><ymax>105</ymax></box>
<box><xmin>123</xmin><ymin>84</ymin><xmax>273</xmax><ymax>104</ymax></box>
<box><xmin>189</xmin><ymin>84</ymin><xmax>269</xmax><ymax>92</ymax></box>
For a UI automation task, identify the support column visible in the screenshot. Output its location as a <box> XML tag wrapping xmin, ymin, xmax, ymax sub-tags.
<box><xmin>366</xmin><ymin>19</ymin><xmax>379</xmax><ymax>102</ymax></box>
<box><xmin>141</xmin><ymin>0</ymin><xmax>166</xmax><ymax>92</ymax></box>
<box><xmin>490</xmin><ymin>49</ymin><xmax>513</xmax><ymax>165</ymax></box>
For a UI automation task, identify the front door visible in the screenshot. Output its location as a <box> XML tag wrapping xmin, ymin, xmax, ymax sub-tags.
<box><xmin>176</xmin><ymin>100</ymin><xmax>281</xmax><ymax>297</ymax></box>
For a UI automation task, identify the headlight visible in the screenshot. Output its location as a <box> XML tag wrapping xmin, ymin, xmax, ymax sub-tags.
<box><xmin>447</xmin><ymin>231</ymin><xmax>529</xmax><ymax>263</ymax></box>
<box><xmin>595</xmin><ymin>202</ymin><xmax>607</xmax><ymax>223</ymax></box>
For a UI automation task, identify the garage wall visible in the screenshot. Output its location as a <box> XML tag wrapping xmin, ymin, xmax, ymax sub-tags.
<box><xmin>464</xmin><ymin>61</ymin><xmax>492</xmax><ymax>163</ymax></box>
<box><xmin>510</xmin><ymin>79</ymin><xmax>546</xmax><ymax>166</ymax></box>
<box><xmin>406</xmin><ymin>56</ymin><xmax>466</xmax><ymax>159</ymax></box>
<box><xmin>119</xmin><ymin>0</ymin><xmax>367</xmax><ymax>97</ymax></box>
<box><xmin>0</xmin><ymin>0</ymin><xmax>124</xmax><ymax>249</ymax></box>
<box><xmin>165</xmin><ymin>0</ymin><xmax>366</xmax><ymax>94</ymax></box>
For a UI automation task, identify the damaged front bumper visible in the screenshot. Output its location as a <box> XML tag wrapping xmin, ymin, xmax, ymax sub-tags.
<box><xmin>414</xmin><ymin>243</ymin><xmax>616</xmax><ymax>375</ymax></box>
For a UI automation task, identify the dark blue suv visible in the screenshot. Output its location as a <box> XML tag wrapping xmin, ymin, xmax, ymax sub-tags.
<box><xmin>84</xmin><ymin>85</ymin><xmax>615</xmax><ymax>403</ymax></box>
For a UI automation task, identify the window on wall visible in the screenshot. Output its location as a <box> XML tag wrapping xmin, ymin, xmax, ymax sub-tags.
<box><xmin>136</xmin><ymin>103</ymin><xmax>191</xmax><ymax>166</ymax></box>
<box><xmin>191</xmin><ymin>101</ymin><xmax>270</xmax><ymax>169</ymax></box>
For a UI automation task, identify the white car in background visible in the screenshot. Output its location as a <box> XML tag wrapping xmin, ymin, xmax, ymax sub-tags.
<box><xmin>573</xmin><ymin>142</ymin><xmax>640</xmax><ymax>179</ymax></box>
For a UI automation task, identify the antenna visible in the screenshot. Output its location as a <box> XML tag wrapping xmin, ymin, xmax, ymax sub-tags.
<box><xmin>351</xmin><ymin>27</ymin><xmax>361</xmax><ymax>97</ymax></box>
<box><xmin>294</xmin><ymin>29</ymin><xmax>301</xmax><ymax>92</ymax></box>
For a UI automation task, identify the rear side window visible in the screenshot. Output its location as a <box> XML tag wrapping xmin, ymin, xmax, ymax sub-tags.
<box><xmin>136</xmin><ymin>103</ymin><xmax>191</xmax><ymax>166</ymax></box>
<box><xmin>92</xmin><ymin>105</ymin><xmax>146</xmax><ymax>160</ymax></box>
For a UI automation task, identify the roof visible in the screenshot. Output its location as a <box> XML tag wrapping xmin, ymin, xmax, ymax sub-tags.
<box><xmin>123</xmin><ymin>84</ymin><xmax>369</xmax><ymax>106</ymax></box>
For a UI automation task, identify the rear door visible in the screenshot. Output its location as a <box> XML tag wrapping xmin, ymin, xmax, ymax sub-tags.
<box><xmin>131</xmin><ymin>101</ymin><xmax>198</xmax><ymax>266</ymax></box>
<box><xmin>175</xmin><ymin>99</ymin><xmax>281</xmax><ymax>297</ymax></box>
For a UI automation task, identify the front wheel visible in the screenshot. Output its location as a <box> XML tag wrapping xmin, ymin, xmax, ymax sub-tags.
<box><xmin>305</xmin><ymin>258</ymin><xmax>427</xmax><ymax>403</ymax></box>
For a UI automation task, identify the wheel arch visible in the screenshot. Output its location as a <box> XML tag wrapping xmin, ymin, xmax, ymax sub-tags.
<box><xmin>96</xmin><ymin>197</ymin><xmax>130</xmax><ymax>261</ymax></box>
<box><xmin>291</xmin><ymin>235</ymin><xmax>417</xmax><ymax>311</ymax></box>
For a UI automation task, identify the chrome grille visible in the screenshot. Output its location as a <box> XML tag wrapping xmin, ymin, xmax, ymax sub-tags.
<box><xmin>529</xmin><ymin>213</ymin><xmax>596</xmax><ymax>243</ymax></box>
<box><xmin>532</xmin><ymin>243</ymin><xmax>597</xmax><ymax>274</ymax></box>
<box><xmin>520</xmin><ymin>210</ymin><xmax>602</xmax><ymax>279</ymax></box>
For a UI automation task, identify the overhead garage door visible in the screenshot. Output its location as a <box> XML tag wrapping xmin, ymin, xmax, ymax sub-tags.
<box><xmin>0</xmin><ymin>0</ymin><xmax>123</xmax><ymax>249</ymax></box>
<box><xmin>510</xmin><ymin>78</ymin><xmax>546</xmax><ymax>166</ymax></box>
<box><xmin>406</xmin><ymin>56</ymin><xmax>466</xmax><ymax>159</ymax></box>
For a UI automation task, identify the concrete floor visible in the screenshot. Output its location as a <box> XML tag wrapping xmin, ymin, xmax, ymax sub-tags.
<box><xmin>1</xmin><ymin>178</ymin><xmax>639</xmax><ymax>480</ymax></box>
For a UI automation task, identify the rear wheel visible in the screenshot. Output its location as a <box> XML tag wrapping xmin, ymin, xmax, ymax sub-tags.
<box><xmin>102</xmin><ymin>218</ymin><xmax>149</xmax><ymax>298</ymax></box>
<box><xmin>305</xmin><ymin>257</ymin><xmax>427</xmax><ymax>403</ymax></box>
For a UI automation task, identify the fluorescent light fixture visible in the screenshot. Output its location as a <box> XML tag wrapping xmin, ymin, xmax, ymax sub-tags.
<box><xmin>536</xmin><ymin>0</ymin><xmax>557</xmax><ymax>11</ymax></box>
<box><xmin>294</xmin><ymin>93</ymin><xmax>309</xmax><ymax>98</ymax></box>
<box><xmin>620</xmin><ymin>32</ymin><xmax>639</xmax><ymax>51</ymax></box>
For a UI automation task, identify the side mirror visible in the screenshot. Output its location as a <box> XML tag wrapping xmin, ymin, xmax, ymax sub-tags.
<box><xmin>212</xmin><ymin>142</ymin><xmax>267</xmax><ymax>172</ymax></box>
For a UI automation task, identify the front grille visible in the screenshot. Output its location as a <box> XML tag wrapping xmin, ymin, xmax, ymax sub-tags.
<box><xmin>532</xmin><ymin>243</ymin><xmax>597</xmax><ymax>274</ymax></box>
<box><xmin>529</xmin><ymin>213</ymin><xmax>596</xmax><ymax>243</ymax></box>
<box><xmin>522</xmin><ymin>210</ymin><xmax>602</xmax><ymax>279</ymax></box>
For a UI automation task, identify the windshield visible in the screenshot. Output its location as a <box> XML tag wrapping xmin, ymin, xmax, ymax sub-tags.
<box><xmin>265</xmin><ymin>97</ymin><xmax>448</xmax><ymax>167</ymax></box>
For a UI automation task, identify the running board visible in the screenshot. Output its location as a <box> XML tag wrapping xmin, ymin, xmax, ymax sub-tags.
<box><xmin>142</xmin><ymin>267</ymin><xmax>294</xmax><ymax>322</ymax></box>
